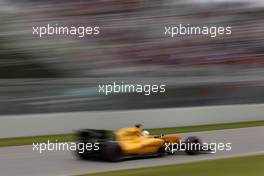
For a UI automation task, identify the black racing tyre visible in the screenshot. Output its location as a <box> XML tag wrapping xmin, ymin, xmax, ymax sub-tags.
<box><xmin>75</xmin><ymin>143</ymin><xmax>92</xmax><ymax>160</ymax></box>
<box><xmin>103</xmin><ymin>142</ymin><xmax>123</xmax><ymax>162</ymax></box>
<box><xmin>185</xmin><ymin>136</ymin><xmax>202</xmax><ymax>155</ymax></box>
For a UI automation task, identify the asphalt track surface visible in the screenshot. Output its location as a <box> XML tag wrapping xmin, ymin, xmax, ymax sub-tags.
<box><xmin>1</xmin><ymin>127</ymin><xmax>263</xmax><ymax>176</ymax></box>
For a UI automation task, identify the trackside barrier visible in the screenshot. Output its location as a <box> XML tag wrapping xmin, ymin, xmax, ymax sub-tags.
<box><xmin>0</xmin><ymin>103</ymin><xmax>264</xmax><ymax>138</ymax></box>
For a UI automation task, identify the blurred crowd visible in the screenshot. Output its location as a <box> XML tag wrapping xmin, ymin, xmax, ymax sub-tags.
<box><xmin>0</xmin><ymin>0</ymin><xmax>264</xmax><ymax>114</ymax></box>
<box><xmin>0</xmin><ymin>0</ymin><xmax>264</xmax><ymax>77</ymax></box>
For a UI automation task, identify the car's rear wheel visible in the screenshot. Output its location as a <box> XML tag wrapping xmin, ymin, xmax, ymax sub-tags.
<box><xmin>75</xmin><ymin>143</ymin><xmax>92</xmax><ymax>160</ymax></box>
<box><xmin>157</xmin><ymin>146</ymin><xmax>167</xmax><ymax>156</ymax></box>
<box><xmin>103</xmin><ymin>142</ymin><xmax>123</xmax><ymax>162</ymax></box>
<box><xmin>185</xmin><ymin>136</ymin><xmax>202</xmax><ymax>155</ymax></box>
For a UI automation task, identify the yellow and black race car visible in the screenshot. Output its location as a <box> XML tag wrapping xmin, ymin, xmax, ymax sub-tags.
<box><xmin>75</xmin><ymin>124</ymin><xmax>213</xmax><ymax>162</ymax></box>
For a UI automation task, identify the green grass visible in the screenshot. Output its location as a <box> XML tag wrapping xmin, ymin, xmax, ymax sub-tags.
<box><xmin>0</xmin><ymin>134</ymin><xmax>76</xmax><ymax>147</ymax></box>
<box><xmin>148</xmin><ymin>120</ymin><xmax>264</xmax><ymax>134</ymax></box>
<box><xmin>1</xmin><ymin>120</ymin><xmax>263</xmax><ymax>147</ymax></box>
<box><xmin>77</xmin><ymin>155</ymin><xmax>264</xmax><ymax>176</ymax></box>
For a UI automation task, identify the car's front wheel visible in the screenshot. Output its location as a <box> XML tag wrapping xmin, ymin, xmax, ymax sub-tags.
<box><xmin>185</xmin><ymin>136</ymin><xmax>202</xmax><ymax>155</ymax></box>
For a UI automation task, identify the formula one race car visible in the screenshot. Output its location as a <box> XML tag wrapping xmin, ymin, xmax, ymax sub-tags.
<box><xmin>75</xmin><ymin>124</ymin><xmax>213</xmax><ymax>162</ymax></box>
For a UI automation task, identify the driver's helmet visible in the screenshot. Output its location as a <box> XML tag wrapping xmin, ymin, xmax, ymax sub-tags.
<box><xmin>142</xmin><ymin>130</ymin><xmax>150</xmax><ymax>136</ymax></box>
<box><xmin>135</xmin><ymin>124</ymin><xmax>143</xmax><ymax>128</ymax></box>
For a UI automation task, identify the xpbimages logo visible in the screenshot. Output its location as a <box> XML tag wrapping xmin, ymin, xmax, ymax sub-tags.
<box><xmin>164</xmin><ymin>24</ymin><xmax>232</xmax><ymax>38</ymax></box>
<box><xmin>32</xmin><ymin>24</ymin><xmax>100</xmax><ymax>38</ymax></box>
<box><xmin>32</xmin><ymin>140</ymin><xmax>100</xmax><ymax>154</ymax></box>
<box><xmin>98</xmin><ymin>82</ymin><xmax>166</xmax><ymax>95</ymax></box>
<box><xmin>164</xmin><ymin>141</ymin><xmax>232</xmax><ymax>154</ymax></box>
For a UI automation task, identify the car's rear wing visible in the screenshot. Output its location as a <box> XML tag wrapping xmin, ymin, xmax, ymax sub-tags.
<box><xmin>76</xmin><ymin>129</ymin><xmax>114</xmax><ymax>142</ymax></box>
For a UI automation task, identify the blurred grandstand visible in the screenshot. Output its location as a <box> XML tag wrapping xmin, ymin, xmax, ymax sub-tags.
<box><xmin>0</xmin><ymin>0</ymin><xmax>264</xmax><ymax>114</ymax></box>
